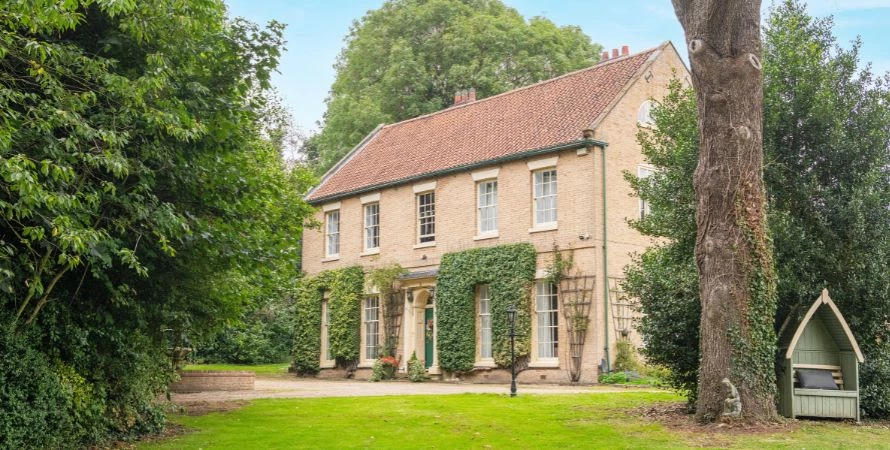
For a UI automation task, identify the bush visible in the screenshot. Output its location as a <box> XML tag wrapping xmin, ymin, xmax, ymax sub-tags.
<box><xmin>613</xmin><ymin>339</ymin><xmax>641</xmax><ymax>372</ymax></box>
<box><xmin>0</xmin><ymin>330</ymin><xmax>72</xmax><ymax>450</ymax></box>
<box><xmin>199</xmin><ymin>296</ymin><xmax>295</xmax><ymax>364</ymax></box>
<box><xmin>408</xmin><ymin>352</ymin><xmax>426</xmax><ymax>382</ymax></box>
<box><xmin>599</xmin><ymin>372</ymin><xmax>629</xmax><ymax>384</ymax></box>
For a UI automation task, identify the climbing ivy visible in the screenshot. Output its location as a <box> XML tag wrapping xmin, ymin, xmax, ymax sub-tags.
<box><xmin>435</xmin><ymin>243</ymin><xmax>537</xmax><ymax>372</ymax></box>
<box><xmin>292</xmin><ymin>266</ymin><xmax>365</xmax><ymax>374</ymax></box>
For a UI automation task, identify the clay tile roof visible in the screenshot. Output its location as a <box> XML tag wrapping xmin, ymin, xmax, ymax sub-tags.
<box><xmin>306</xmin><ymin>44</ymin><xmax>663</xmax><ymax>203</ymax></box>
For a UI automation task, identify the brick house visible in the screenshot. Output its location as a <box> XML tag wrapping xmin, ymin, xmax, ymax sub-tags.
<box><xmin>302</xmin><ymin>42</ymin><xmax>689</xmax><ymax>383</ymax></box>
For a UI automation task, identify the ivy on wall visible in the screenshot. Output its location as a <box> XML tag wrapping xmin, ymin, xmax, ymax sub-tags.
<box><xmin>436</xmin><ymin>243</ymin><xmax>537</xmax><ymax>372</ymax></box>
<box><xmin>292</xmin><ymin>266</ymin><xmax>364</xmax><ymax>374</ymax></box>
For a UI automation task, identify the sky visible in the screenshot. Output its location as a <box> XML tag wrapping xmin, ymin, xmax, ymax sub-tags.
<box><xmin>224</xmin><ymin>0</ymin><xmax>890</xmax><ymax>135</ymax></box>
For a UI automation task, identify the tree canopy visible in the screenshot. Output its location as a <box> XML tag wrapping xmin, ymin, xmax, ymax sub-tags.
<box><xmin>0</xmin><ymin>1</ymin><xmax>314</xmax><ymax>445</ymax></box>
<box><xmin>306</xmin><ymin>0</ymin><xmax>603</xmax><ymax>172</ymax></box>
<box><xmin>626</xmin><ymin>0</ymin><xmax>890</xmax><ymax>418</ymax></box>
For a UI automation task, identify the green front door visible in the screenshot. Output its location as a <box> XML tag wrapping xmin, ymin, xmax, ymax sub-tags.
<box><xmin>424</xmin><ymin>307</ymin><xmax>434</xmax><ymax>369</ymax></box>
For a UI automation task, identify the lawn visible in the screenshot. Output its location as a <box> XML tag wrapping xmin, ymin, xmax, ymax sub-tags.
<box><xmin>181</xmin><ymin>363</ymin><xmax>290</xmax><ymax>375</ymax></box>
<box><xmin>141</xmin><ymin>392</ymin><xmax>890</xmax><ymax>449</ymax></box>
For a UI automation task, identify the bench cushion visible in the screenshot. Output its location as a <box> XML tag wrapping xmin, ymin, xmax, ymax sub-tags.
<box><xmin>797</xmin><ymin>369</ymin><xmax>839</xmax><ymax>390</ymax></box>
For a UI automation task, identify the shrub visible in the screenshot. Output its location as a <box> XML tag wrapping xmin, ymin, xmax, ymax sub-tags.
<box><xmin>0</xmin><ymin>330</ymin><xmax>72</xmax><ymax>450</ymax></box>
<box><xmin>613</xmin><ymin>339</ymin><xmax>641</xmax><ymax>372</ymax></box>
<box><xmin>599</xmin><ymin>372</ymin><xmax>629</xmax><ymax>384</ymax></box>
<box><xmin>408</xmin><ymin>352</ymin><xmax>426</xmax><ymax>382</ymax></box>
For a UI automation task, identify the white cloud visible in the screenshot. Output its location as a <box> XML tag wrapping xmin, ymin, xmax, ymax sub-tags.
<box><xmin>801</xmin><ymin>0</ymin><xmax>890</xmax><ymax>13</ymax></box>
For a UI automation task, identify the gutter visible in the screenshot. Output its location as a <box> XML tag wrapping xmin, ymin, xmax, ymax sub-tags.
<box><xmin>583</xmin><ymin>129</ymin><xmax>611</xmax><ymax>373</ymax></box>
<box><xmin>601</xmin><ymin>137</ymin><xmax>612</xmax><ymax>373</ymax></box>
<box><xmin>307</xmin><ymin>138</ymin><xmax>608</xmax><ymax>205</ymax></box>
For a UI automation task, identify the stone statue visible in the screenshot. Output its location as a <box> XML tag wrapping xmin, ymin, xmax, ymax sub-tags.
<box><xmin>722</xmin><ymin>378</ymin><xmax>742</xmax><ymax>418</ymax></box>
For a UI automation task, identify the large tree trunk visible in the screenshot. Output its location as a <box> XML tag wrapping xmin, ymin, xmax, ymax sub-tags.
<box><xmin>672</xmin><ymin>0</ymin><xmax>779</xmax><ymax>422</ymax></box>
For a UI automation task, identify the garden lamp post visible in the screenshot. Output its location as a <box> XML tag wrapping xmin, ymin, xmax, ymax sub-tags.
<box><xmin>507</xmin><ymin>304</ymin><xmax>517</xmax><ymax>397</ymax></box>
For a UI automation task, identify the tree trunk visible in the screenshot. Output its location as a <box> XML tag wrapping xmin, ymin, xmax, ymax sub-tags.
<box><xmin>672</xmin><ymin>0</ymin><xmax>779</xmax><ymax>422</ymax></box>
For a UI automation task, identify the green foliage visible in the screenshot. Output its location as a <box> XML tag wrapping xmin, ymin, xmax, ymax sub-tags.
<box><xmin>369</xmin><ymin>264</ymin><xmax>408</xmax><ymax>298</ymax></box>
<box><xmin>612</xmin><ymin>339</ymin><xmax>641</xmax><ymax>373</ymax></box>
<box><xmin>306</xmin><ymin>0</ymin><xmax>602</xmax><ymax>172</ymax></box>
<box><xmin>197</xmin><ymin>294</ymin><xmax>295</xmax><ymax>364</ymax></box>
<box><xmin>435</xmin><ymin>243</ymin><xmax>536</xmax><ymax>372</ymax></box>
<box><xmin>0</xmin><ymin>329</ymin><xmax>72</xmax><ymax>449</ymax></box>
<box><xmin>598</xmin><ymin>371</ymin><xmax>630</xmax><ymax>384</ymax></box>
<box><xmin>625</xmin><ymin>0</ymin><xmax>890</xmax><ymax>417</ymax></box>
<box><xmin>0</xmin><ymin>0</ymin><xmax>315</xmax><ymax>444</ymax></box>
<box><xmin>622</xmin><ymin>80</ymin><xmax>701</xmax><ymax>403</ymax></box>
<box><xmin>408</xmin><ymin>352</ymin><xmax>426</xmax><ymax>382</ymax></box>
<box><xmin>292</xmin><ymin>267</ymin><xmax>365</xmax><ymax>374</ymax></box>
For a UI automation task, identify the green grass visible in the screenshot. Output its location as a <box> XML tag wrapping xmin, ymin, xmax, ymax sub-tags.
<box><xmin>181</xmin><ymin>363</ymin><xmax>289</xmax><ymax>375</ymax></box>
<box><xmin>141</xmin><ymin>392</ymin><xmax>890</xmax><ymax>449</ymax></box>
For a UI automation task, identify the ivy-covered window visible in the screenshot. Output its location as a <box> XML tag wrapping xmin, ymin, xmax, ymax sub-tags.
<box><xmin>363</xmin><ymin>296</ymin><xmax>380</xmax><ymax>360</ymax></box>
<box><xmin>637</xmin><ymin>165</ymin><xmax>654</xmax><ymax>220</ymax></box>
<box><xmin>478</xmin><ymin>285</ymin><xmax>492</xmax><ymax>360</ymax></box>
<box><xmin>477</xmin><ymin>180</ymin><xmax>498</xmax><ymax>234</ymax></box>
<box><xmin>325</xmin><ymin>210</ymin><xmax>340</xmax><ymax>256</ymax></box>
<box><xmin>533</xmin><ymin>169</ymin><xmax>557</xmax><ymax>226</ymax></box>
<box><xmin>535</xmin><ymin>281</ymin><xmax>559</xmax><ymax>359</ymax></box>
<box><xmin>417</xmin><ymin>191</ymin><xmax>435</xmax><ymax>243</ymax></box>
<box><xmin>364</xmin><ymin>202</ymin><xmax>380</xmax><ymax>250</ymax></box>
<box><xmin>321</xmin><ymin>299</ymin><xmax>332</xmax><ymax>363</ymax></box>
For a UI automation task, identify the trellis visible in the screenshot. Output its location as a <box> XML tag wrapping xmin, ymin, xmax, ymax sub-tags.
<box><xmin>608</xmin><ymin>278</ymin><xmax>637</xmax><ymax>340</ymax></box>
<box><xmin>559</xmin><ymin>275</ymin><xmax>595</xmax><ymax>382</ymax></box>
<box><xmin>383</xmin><ymin>291</ymin><xmax>403</xmax><ymax>358</ymax></box>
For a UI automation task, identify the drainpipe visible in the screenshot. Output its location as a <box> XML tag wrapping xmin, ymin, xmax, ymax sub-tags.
<box><xmin>584</xmin><ymin>129</ymin><xmax>611</xmax><ymax>373</ymax></box>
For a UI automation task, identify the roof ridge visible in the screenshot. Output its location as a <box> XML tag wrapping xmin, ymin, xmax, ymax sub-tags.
<box><xmin>381</xmin><ymin>44</ymin><xmax>664</xmax><ymax>130</ymax></box>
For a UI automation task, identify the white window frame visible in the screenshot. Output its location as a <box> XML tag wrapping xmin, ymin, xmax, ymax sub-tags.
<box><xmin>638</xmin><ymin>165</ymin><xmax>654</xmax><ymax>220</ymax></box>
<box><xmin>417</xmin><ymin>191</ymin><xmax>436</xmax><ymax>244</ymax></box>
<box><xmin>532</xmin><ymin>168</ymin><xmax>558</xmax><ymax>227</ymax></box>
<box><xmin>363</xmin><ymin>295</ymin><xmax>380</xmax><ymax>361</ymax></box>
<box><xmin>534</xmin><ymin>281</ymin><xmax>559</xmax><ymax>362</ymax></box>
<box><xmin>477</xmin><ymin>285</ymin><xmax>493</xmax><ymax>363</ymax></box>
<box><xmin>638</xmin><ymin>100</ymin><xmax>656</xmax><ymax>127</ymax></box>
<box><xmin>325</xmin><ymin>210</ymin><xmax>340</xmax><ymax>257</ymax></box>
<box><xmin>476</xmin><ymin>179</ymin><xmax>498</xmax><ymax>235</ymax></box>
<box><xmin>363</xmin><ymin>202</ymin><xmax>380</xmax><ymax>251</ymax></box>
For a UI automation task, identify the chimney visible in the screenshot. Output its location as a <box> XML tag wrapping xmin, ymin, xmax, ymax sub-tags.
<box><xmin>453</xmin><ymin>88</ymin><xmax>477</xmax><ymax>106</ymax></box>
<box><xmin>612</xmin><ymin>48</ymin><xmax>619</xmax><ymax>58</ymax></box>
<box><xmin>621</xmin><ymin>45</ymin><xmax>629</xmax><ymax>56</ymax></box>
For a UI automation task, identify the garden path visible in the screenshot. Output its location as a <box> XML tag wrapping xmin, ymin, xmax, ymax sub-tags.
<box><xmin>170</xmin><ymin>376</ymin><xmax>654</xmax><ymax>403</ymax></box>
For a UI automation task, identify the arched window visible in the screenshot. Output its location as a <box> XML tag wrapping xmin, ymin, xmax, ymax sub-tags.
<box><xmin>637</xmin><ymin>100</ymin><xmax>655</xmax><ymax>127</ymax></box>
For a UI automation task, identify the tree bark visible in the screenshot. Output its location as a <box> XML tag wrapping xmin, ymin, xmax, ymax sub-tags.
<box><xmin>671</xmin><ymin>0</ymin><xmax>779</xmax><ymax>422</ymax></box>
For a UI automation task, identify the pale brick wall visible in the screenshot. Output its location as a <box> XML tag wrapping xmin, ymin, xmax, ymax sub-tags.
<box><xmin>170</xmin><ymin>371</ymin><xmax>255</xmax><ymax>393</ymax></box>
<box><xmin>301</xmin><ymin>43</ymin><xmax>689</xmax><ymax>381</ymax></box>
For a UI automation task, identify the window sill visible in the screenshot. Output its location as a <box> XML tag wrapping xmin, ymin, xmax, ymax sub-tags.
<box><xmin>360</xmin><ymin>249</ymin><xmax>380</xmax><ymax>257</ymax></box>
<box><xmin>528</xmin><ymin>360</ymin><xmax>560</xmax><ymax>368</ymax></box>
<box><xmin>413</xmin><ymin>241</ymin><xmax>436</xmax><ymax>249</ymax></box>
<box><xmin>473</xmin><ymin>232</ymin><xmax>499</xmax><ymax>241</ymax></box>
<box><xmin>320</xmin><ymin>361</ymin><xmax>335</xmax><ymax>369</ymax></box>
<box><xmin>322</xmin><ymin>255</ymin><xmax>340</xmax><ymax>262</ymax></box>
<box><xmin>528</xmin><ymin>223</ymin><xmax>557</xmax><ymax>233</ymax></box>
<box><xmin>474</xmin><ymin>360</ymin><xmax>497</xmax><ymax>369</ymax></box>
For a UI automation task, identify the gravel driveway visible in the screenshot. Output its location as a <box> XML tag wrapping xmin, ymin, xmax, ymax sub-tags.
<box><xmin>170</xmin><ymin>376</ymin><xmax>653</xmax><ymax>404</ymax></box>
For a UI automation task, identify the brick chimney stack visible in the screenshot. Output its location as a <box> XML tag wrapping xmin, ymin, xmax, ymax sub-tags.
<box><xmin>621</xmin><ymin>45</ymin><xmax>629</xmax><ymax>56</ymax></box>
<box><xmin>453</xmin><ymin>88</ymin><xmax>477</xmax><ymax>106</ymax></box>
<box><xmin>612</xmin><ymin>48</ymin><xmax>619</xmax><ymax>58</ymax></box>
<box><xmin>601</xmin><ymin>50</ymin><xmax>609</xmax><ymax>60</ymax></box>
